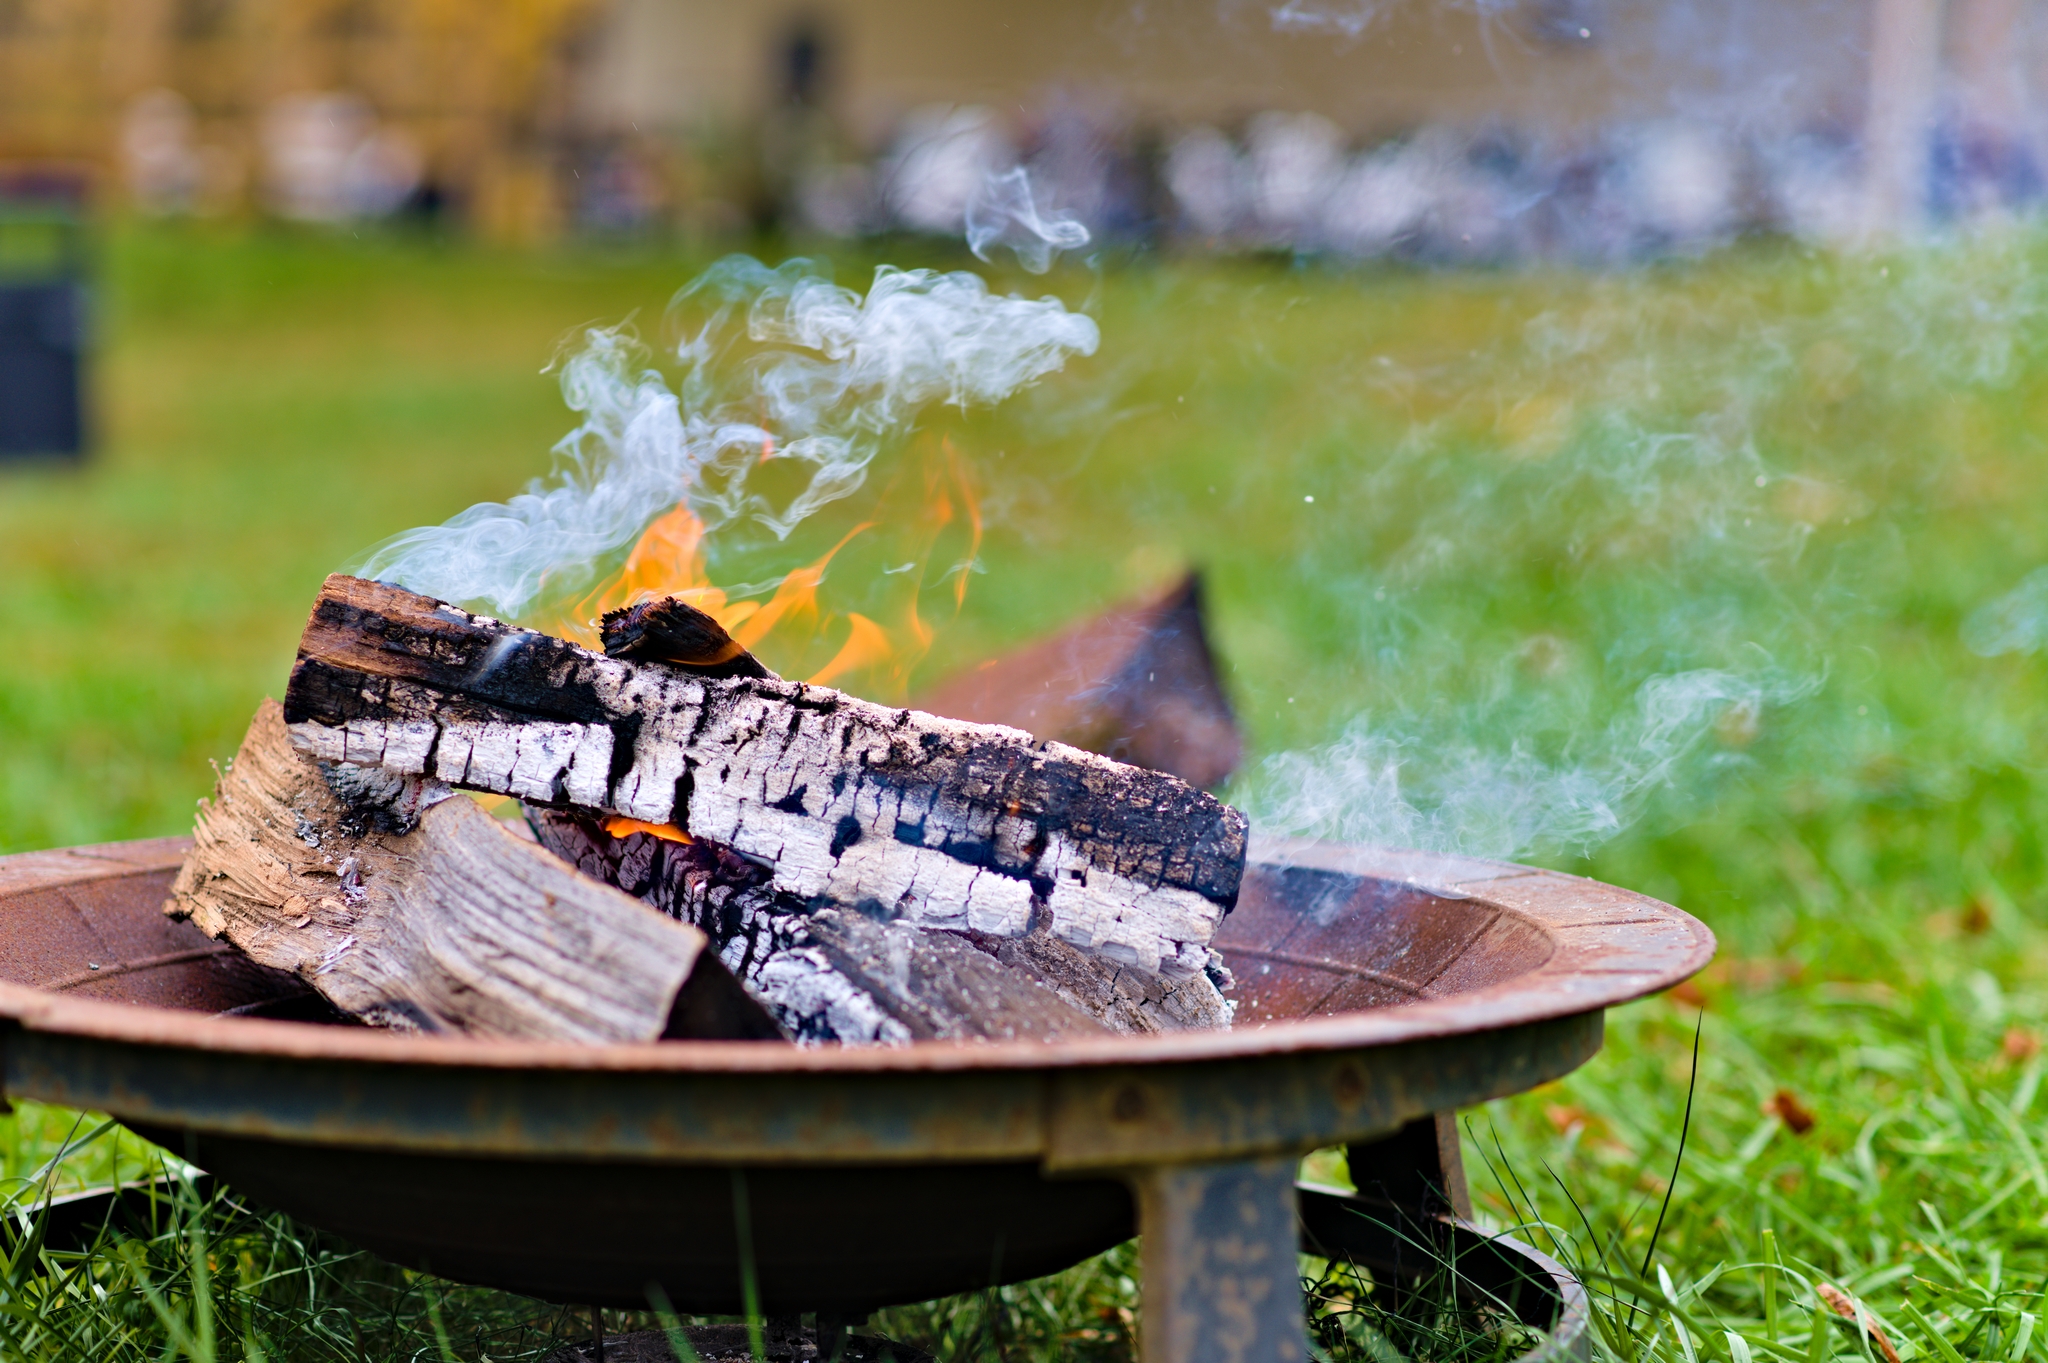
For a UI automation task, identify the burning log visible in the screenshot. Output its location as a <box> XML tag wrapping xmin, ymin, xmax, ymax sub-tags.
<box><xmin>166</xmin><ymin>702</ymin><xmax>779</xmax><ymax>1043</ymax></box>
<box><xmin>530</xmin><ymin>812</ymin><xmax>1228</xmax><ymax>1038</ymax></box>
<box><xmin>917</xmin><ymin>573</ymin><xmax>1243</xmax><ymax>790</ymax></box>
<box><xmin>283</xmin><ymin>575</ymin><xmax>1247</xmax><ymax>984</ymax></box>
<box><xmin>959</xmin><ymin>923</ymin><xmax>1234</xmax><ymax>1032</ymax></box>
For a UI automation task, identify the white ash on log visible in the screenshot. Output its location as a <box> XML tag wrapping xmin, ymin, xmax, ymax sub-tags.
<box><xmin>957</xmin><ymin>924</ymin><xmax>1234</xmax><ymax>1032</ymax></box>
<box><xmin>166</xmin><ymin>701</ymin><xmax>779</xmax><ymax>1044</ymax></box>
<box><xmin>800</xmin><ymin>908</ymin><xmax>1113</xmax><ymax>1043</ymax></box>
<box><xmin>283</xmin><ymin>575</ymin><xmax>1248</xmax><ymax>983</ymax></box>
<box><xmin>575</xmin><ymin>594</ymin><xmax>1234</xmax><ymax>1033</ymax></box>
<box><xmin>531</xmin><ymin>812</ymin><xmax>1230</xmax><ymax>1037</ymax></box>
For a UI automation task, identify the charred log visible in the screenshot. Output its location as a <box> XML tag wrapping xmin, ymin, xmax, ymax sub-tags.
<box><xmin>961</xmin><ymin>924</ymin><xmax>1235</xmax><ymax>1032</ymax></box>
<box><xmin>533</xmin><ymin>810</ymin><xmax>1232</xmax><ymax>1033</ymax></box>
<box><xmin>167</xmin><ymin>701</ymin><xmax>778</xmax><ymax>1044</ymax></box>
<box><xmin>528</xmin><ymin>812</ymin><xmax>1120</xmax><ymax>1043</ymax></box>
<box><xmin>283</xmin><ymin>575</ymin><xmax>1247</xmax><ymax>981</ymax></box>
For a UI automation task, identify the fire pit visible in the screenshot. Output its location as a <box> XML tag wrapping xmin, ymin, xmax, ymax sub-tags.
<box><xmin>0</xmin><ymin>830</ymin><xmax>1708</xmax><ymax>1362</ymax></box>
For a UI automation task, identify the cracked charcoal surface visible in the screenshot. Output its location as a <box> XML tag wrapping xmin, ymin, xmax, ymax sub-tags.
<box><xmin>288</xmin><ymin>576</ymin><xmax>1249</xmax><ymax>981</ymax></box>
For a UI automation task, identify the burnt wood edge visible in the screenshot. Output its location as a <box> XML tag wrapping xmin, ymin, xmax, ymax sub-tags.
<box><xmin>661</xmin><ymin>959</ymin><xmax>788</xmax><ymax>1042</ymax></box>
<box><xmin>283</xmin><ymin>655</ymin><xmax>1250</xmax><ymax>913</ymax></box>
<box><xmin>286</xmin><ymin>577</ymin><xmax>1252</xmax><ymax>911</ymax></box>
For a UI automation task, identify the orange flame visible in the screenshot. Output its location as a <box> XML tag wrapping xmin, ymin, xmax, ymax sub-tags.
<box><xmin>601</xmin><ymin>816</ymin><xmax>694</xmax><ymax>844</ymax></box>
<box><xmin>550</xmin><ymin>433</ymin><xmax>983</xmax><ymax>700</ymax></box>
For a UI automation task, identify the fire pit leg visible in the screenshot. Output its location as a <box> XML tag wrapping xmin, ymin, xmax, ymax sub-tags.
<box><xmin>1129</xmin><ymin>1156</ymin><xmax>1308</xmax><ymax>1363</ymax></box>
<box><xmin>1345</xmin><ymin>1112</ymin><xmax>1471</xmax><ymax>1218</ymax></box>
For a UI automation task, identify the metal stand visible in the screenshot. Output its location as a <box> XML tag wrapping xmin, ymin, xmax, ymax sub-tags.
<box><xmin>1317</xmin><ymin>1115</ymin><xmax>1589</xmax><ymax>1363</ymax></box>
<box><xmin>35</xmin><ymin>1116</ymin><xmax>1588</xmax><ymax>1363</ymax></box>
<box><xmin>1131</xmin><ymin>1156</ymin><xmax>1308</xmax><ymax>1363</ymax></box>
<box><xmin>1125</xmin><ymin>1114</ymin><xmax>1588</xmax><ymax>1363</ymax></box>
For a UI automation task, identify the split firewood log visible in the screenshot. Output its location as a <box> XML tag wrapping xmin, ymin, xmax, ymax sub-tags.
<box><xmin>579</xmin><ymin>595</ymin><xmax>1237</xmax><ymax>1033</ymax></box>
<box><xmin>165</xmin><ymin>701</ymin><xmax>780</xmax><ymax>1044</ymax></box>
<box><xmin>918</xmin><ymin>572</ymin><xmax>1243</xmax><ymax>790</ymax></box>
<box><xmin>529</xmin><ymin>811</ymin><xmax>1219</xmax><ymax>1039</ymax></box>
<box><xmin>283</xmin><ymin>575</ymin><xmax>1247</xmax><ymax>983</ymax></box>
<box><xmin>958</xmin><ymin>924</ymin><xmax>1235</xmax><ymax>1032</ymax></box>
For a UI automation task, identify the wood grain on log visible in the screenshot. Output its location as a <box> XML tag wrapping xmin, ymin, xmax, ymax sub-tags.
<box><xmin>529</xmin><ymin>812</ymin><xmax>1117</xmax><ymax>1043</ymax></box>
<box><xmin>284</xmin><ymin>575</ymin><xmax>1247</xmax><ymax>980</ymax></box>
<box><xmin>167</xmin><ymin>701</ymin><xmax>776</xmax><ymax>1044</ymax></box>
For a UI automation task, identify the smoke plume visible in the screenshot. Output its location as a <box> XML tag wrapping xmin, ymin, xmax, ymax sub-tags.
<box><xmin>1206</xmin><ymin>233</ymin><xmax>2043</xmax><ymax>863</ymax></box>
<box><xmin>351</xmin><ymin>256</ymin><xmax>1098</xmax><ymax>619</ymax></box>
<box><xmin>1965</xmin><ymin>567</ymin><xmax>2048</xmax><ymax>656</ymax></box>
<box><xmin>1246</xmin><ymin>669</ymin><xmax>1814</xmax><ymax>859</ymax></box>
<box><xmin>966</xmin><ymin>167</ymin><xmax>1092</xmax><ymax>273</ymax></box>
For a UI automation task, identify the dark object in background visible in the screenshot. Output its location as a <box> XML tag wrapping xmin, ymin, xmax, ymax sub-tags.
<box><xmin>0</xmin><ymin>167</ymin><xmax>88</xmax><ymax>459</ymax></box>
<box><xmin>917</xmin><ymin>572</ymin><xmax>1244</xmax><ymax>790</ymax></box>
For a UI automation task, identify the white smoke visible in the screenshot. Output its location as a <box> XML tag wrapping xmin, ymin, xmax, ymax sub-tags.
<box><xmin>351</xmin><ymin>256</ymin><xmax>1099</xmax><ymax>618</ymax></box>
<box><xmin>966</xmin><ymin>167</ymin><xmax>1092</xmax><ymax>273</ymax></box>
<box><xmin>1964</xmin><ymin>567</ymin><xmax>2048</xmax><ymax>656</ymax></box>
<box><xmin>1244</xmin><ymin>668</ymin><xmax>1812</xmax><ymax>860</ymax></box>
<box><xmin>1191</xmin><ymin>233</ymin><xmax>2029</xmax><ymax>862</ymax></box>
<box><xmin>1264</xmin><ymin>0</ymin><xmax>1519</xmax><ymax>40</ymax></box>
<box><xmin>1267</xmin><ymin>0</ymin><xmax>1389</xmax><ymax>38</ymax></box>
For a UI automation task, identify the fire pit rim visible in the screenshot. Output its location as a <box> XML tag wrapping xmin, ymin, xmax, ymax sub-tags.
<box><xmin>0</xmin><ymin>834</ymin><xmax>1713</xmax><ymax>1074</ymax></box>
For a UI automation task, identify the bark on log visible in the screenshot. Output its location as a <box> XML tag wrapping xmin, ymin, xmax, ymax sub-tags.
<box><xmin>283</xmin><ymin>575</ymin><xmax>1247</xmax><ymax>981</ymax></box>
<box><xmin>167</xmin><ymin>701</ymin><xmax>778</xmax><ymax>1044</ymax></box>
<box><xmin>528</xmin><ymin>812</ymin><xmax>1121</xmax><ymax>1043</ymax></box>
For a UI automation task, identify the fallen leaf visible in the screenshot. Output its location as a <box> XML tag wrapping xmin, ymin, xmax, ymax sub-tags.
<box><xmin>2004</xmin><ymin>1027</ymin><xmax>2040</xmax><ymax>1063</ymax></box>
<box><xmin>1817</xmin><ymin>1283</ymin><xmax>1902</xmax><ymax>1363</ymax></box>
<box><xmin>1766</xmin><ymin>1088</ymin><xmax>1816</xmax><ymax>1134</ymax></box>
<box><xmin>1545</xmin><ymin>1103</ymin><xmax>1593</xmax><ymax>1135</ymax></box>
<box><xmin>1717</xmin><ymin>958</ymin><xmax>1805</xmax><ymax>991</ymax></box>
<box><xmin>1715</xmin><ymin>698</ymin><xmax>1762</xmax><ymax>747</ymax></box>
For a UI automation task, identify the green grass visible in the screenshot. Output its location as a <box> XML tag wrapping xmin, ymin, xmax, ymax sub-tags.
<box><xmin>9</xmin><ymin>220</ymin><xmax>2048</xmax><ymax>1359</ymax></box>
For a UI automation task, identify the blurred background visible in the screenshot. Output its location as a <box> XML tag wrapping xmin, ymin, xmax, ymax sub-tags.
<box><xmin>14</xmin><ymin>3</ymin><xmax>2048</xmax><ymax>1361</ymax></box>
<box><xmin>0</xmin><ymin>0</ymin><xmax>2037</xmax><ymax>254</ymax></box>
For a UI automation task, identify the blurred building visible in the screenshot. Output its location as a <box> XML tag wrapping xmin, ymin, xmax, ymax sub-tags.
<box><xmin>0</xmin><ymin>0</ymin><xmax>2043</xmax><ymax>252</ymax></box>
<box><xmin>0</xmin><ymin>0</ymin><xmax>598</xmax><ymax>236</ymax></box>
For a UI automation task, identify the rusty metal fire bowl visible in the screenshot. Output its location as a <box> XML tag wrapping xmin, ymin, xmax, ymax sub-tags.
<box><xmin>0</xmin><ymin>833</ymin><xmax>1711</xmax><ymax>1363</ymax></box>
